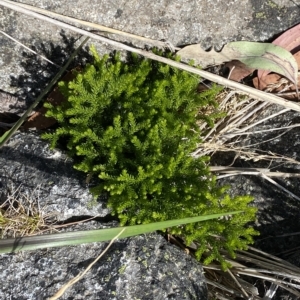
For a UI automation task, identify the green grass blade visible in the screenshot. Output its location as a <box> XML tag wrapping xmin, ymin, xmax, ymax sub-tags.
<box><xmin>0</xmin><ymin>36</ymin><xmax>90</xmax><ymax>147</ymax></box>
<box><xmin>0</xmin><ymin>211</ymin><xmax>242</xmax><ymax>253</ymax></box>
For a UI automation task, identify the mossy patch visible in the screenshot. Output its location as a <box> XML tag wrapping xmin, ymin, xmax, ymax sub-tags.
<box><xmin>42</xmin><ymin>47</ymin><xmax>258</xmax><ymax>268</ymax></box>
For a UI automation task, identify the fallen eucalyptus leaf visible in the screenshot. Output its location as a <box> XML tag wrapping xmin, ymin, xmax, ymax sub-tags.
<box><xmin>256</xmin><ymin>23</ymin><xmax>300</xmax><ymax>97</ymax></box>
<box><xmin>177</xmin><ymin>41</ymin><xmax>298</xmax><ymax>90</ymax></box>
<box><xmin>272</xmin><ymin>23</ymin><xmax>300</xmax><ymax>54</ymax></box>
<box><xmin>177</xmin><ymin>43</ymin><xmax>235</xmax><ymax>67</ymax></box>
<box><xmin>253</xmin><ymin>51</ymin><xmax>300</xmax><ymax>100</ymax></box>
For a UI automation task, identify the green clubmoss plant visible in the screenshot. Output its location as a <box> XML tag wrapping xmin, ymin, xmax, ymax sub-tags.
<box><xmin>42</xmin><ymin>47</ymin><xmax>258</xmax><ymax>269</ymax></box>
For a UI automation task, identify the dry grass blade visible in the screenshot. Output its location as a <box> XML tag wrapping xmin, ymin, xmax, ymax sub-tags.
<box><xmin>0</xmin><ymin>185</ymin><xmax>56</xmax><ymax>238</ymax></box>
<box><xmin>221</xmin><ymin>123</ymin><xmax>300</xmax><ymax>138</ymax></box>
<box><xmin>203</xmin><ymin>246</ymin><xmax>300</xmax><ymax>299</ymax></box>
<box><xmin>246</xmin><ymin>246</ymin><xmax>300</xmax><ymax>270</ymax></box>
<box><xmin>4</xmin><ymin>0</ymin><xmax>179</xmax><ymax>50</ymax></box>
<box><xmin>260</xmin><ymin>174</ymin><xmax>300</xmax><ymax>201</ymax></box>
<box><xmin>0</xmin><ymin>30</ymin><xmax>60</xmax><ymax>67</ymax></box>
<box><xmin>206</xmin><ymin>277</ymin><xmax>246</xmax><ymax>299</ymax></box>
<box><xmin>210</xmin><ymin>166</ymin><xmax>300</xmax><ymax>178</ymax></box>
<box><xmin>232</xmin><ymin>253</ymin><xmax>300</xmax><ymax>276</ymax></box>
<box><xmin>195</xmin><ymin>142</ymin><xmax>300</xmax><ymax>165</ymax></box>
<box><xmin>49</xmin><ymin>228</ymin><xmax>126</xmax><ymax>300</ymax></box>
<box><xmin>194</xmin><ymin>90</ymin><xmax>300</xmax><ymax>193</ymax></box>
<box><xmin>230</xmin><ymin>108</ymin><xmax>290</xmax><ymax>136</ymax></box>
<box><xmin>227</xmin><ymin>268</ymin><xmax>249</xmax><ymax>298</ymax></box>
<box><xmin>1</xmin><ymin>0</ymin><xmax>300</xmax><ymax>111</ymax></box>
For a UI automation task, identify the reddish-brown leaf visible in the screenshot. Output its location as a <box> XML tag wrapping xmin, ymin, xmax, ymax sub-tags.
<box><xmin>178</xmin><ymin>41</ymin><xmax>298</xmax><ymax>87</ymax></box>
<box><xmin>223</xmin><ymin>60</ymin><xmax>255</xmax><ymax>82</ymax></box>
<box><xmin>256</xmin><ymin>23</ymin><xmax>300</xmax><ymax>86</ymax></box>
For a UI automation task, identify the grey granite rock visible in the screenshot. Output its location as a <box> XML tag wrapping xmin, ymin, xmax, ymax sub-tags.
<box><xmin>0</xmin><ymin>230</ymin><xmax>207</xmax><ymax>300</ymax></box>
<box><xmin>0</xmin><ymin>131</ymin><xmax>108</xmax><ymax>221</ymax></box>
<box><xmin>1</xmin><ymin>0</ymin><xmax>299</xmax><ymax>95</ymax></box>
<box><xmin>0</xmin><ymin>133</ymin><xmax>207</xmax><ymax>299</ymax></box>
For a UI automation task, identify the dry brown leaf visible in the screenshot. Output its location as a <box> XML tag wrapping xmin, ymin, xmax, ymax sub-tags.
<box><xmin>177</xmin><ymin>44</ymin><xmax>237</xmax><ymax>67</ymax></box>
<box><xmin>273</xmin><ymin>23</ymin><xmax>300</xmax><ymax>53</ymax></box>
<box><xmin>253</xmin><ymin>51</ymin><xmax>300</xmax><ymax>100</ymax></box>
<box><xmin>178</xmin><ymin>41</ymin><xmax>298</xmax><ymax>89</ymax></box>
<box><xmin>258</xmin><ymin>23</ymin><xmax>300</xmax><ymax>81</ymax></box>
<box><xmin>223</xmin><ymin>60</ymin><xmax>255</xmax><ymax>82</ymax></box>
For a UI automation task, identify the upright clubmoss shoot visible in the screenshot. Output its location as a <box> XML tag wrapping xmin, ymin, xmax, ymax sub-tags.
<box><xmin>42</xmin><ymin>47</ymin><xmax>258</xmax><ymax>268</ymax></box>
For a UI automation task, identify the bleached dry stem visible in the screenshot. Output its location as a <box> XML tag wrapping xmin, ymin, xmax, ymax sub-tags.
<box><xmin>204</xmin><ymin>246</ymin><xmax>300</xmax><ymax>299</ymax></box>
<box><xmin>210</xmin><ymin>166</ymin><xmax>300</xmax><ymax>178</ymax></box>
<box><xmin>1</xmin><ymin>0</ymin><xmax>300</xmax><ymax>111</ymax></box>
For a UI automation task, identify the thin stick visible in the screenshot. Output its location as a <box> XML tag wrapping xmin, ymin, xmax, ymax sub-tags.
<box><xmin>0</xmin><ymin>30</ymin><xmax>60</xmax><ymax>67</ymax></box>
<box><xmin>223</xmin><ymin>123</ymin><xmax>300</xmax><ymax>138</ymax></box>
<box><xmin>233</xmin><ymin>108</ymin><xmax>290</xmax><ymax>134</ymax></box>
<box><xmin>235</xmin><ymin>267</ymin><xmax>300</xmax><ymax>281</ymax></box>
<box><xmin>261</xmin><ymin>174</ymin><xmax>300</xmax><ymax>201</ymax></box>
<box><xmin>4</xmin><ymin>0</ymin><xmax>178</xmax><ymax>50</ymax></box>
<box><xmin>210</xmin><ymin>166</ymin><xmax>300</xmax><ymax>178</ymax></box>
<box><xmin>237</xmin><ymin>128</ymin><xmax>292</xmax><ymax>149</ymax></box>
<box><xmin>205</xmin><ymin>278</ymin><xmax>244</xmax><ymax>298</ymax></box>
<box><xmin>211</xmin><ymin>166</ymin><xmax>270</xmax><ymax>173</ymax></box>
<box><xmin>230</xmin><ymin>270</ymin><xmax>300</xmax><ymax>291</ymax></box>
<box><xmin>227</xmin><ymin>101</ymin><xmax>267</xmax><ymax>130</ymax></box>
<box><xmin>2</xmin><ymin>0</ymin><xmax>300</xmax><ymax>112</ymax></box>
<box><xmin>49</xmin><ymin>228</ymin><xmax>126</xmax><ymax>300</ymax></box>
<box><xmin>194</xmin><ymin>143</ymin><xmax>300</xmax><ymax>165</ymax></box>
<box><xmin>263</xmin><ymin>283</ymin><xmax>278</xmax><ymax>300</ymax></box>
<box><xmin>226</xmin><ymin>268</ymin><xmax>249</xmax><ymax>299</ymax></box>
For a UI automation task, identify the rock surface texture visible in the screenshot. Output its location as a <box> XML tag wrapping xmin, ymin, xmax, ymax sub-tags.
<box><xmin>0</xmin><ymin>133</ymin><xmax>207</xmax><ymax>300</ymax></box>
<box><xmin>1</xmin><ymin>1</ymin><xmax>300</xmax><ymax>299</ymax></box>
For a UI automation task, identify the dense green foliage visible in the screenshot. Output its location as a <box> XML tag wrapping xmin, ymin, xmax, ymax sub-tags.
<box><xmin>43</xmin><ymin>47</ymin><xmax>258</xmax><ymax>268</ymax></box>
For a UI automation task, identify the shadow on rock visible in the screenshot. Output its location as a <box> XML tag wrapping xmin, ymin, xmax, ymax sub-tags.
<box><xmin>9</xmin><ymin>30</ymin><xmax>94</xmax><ymax>109</ymax></box>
